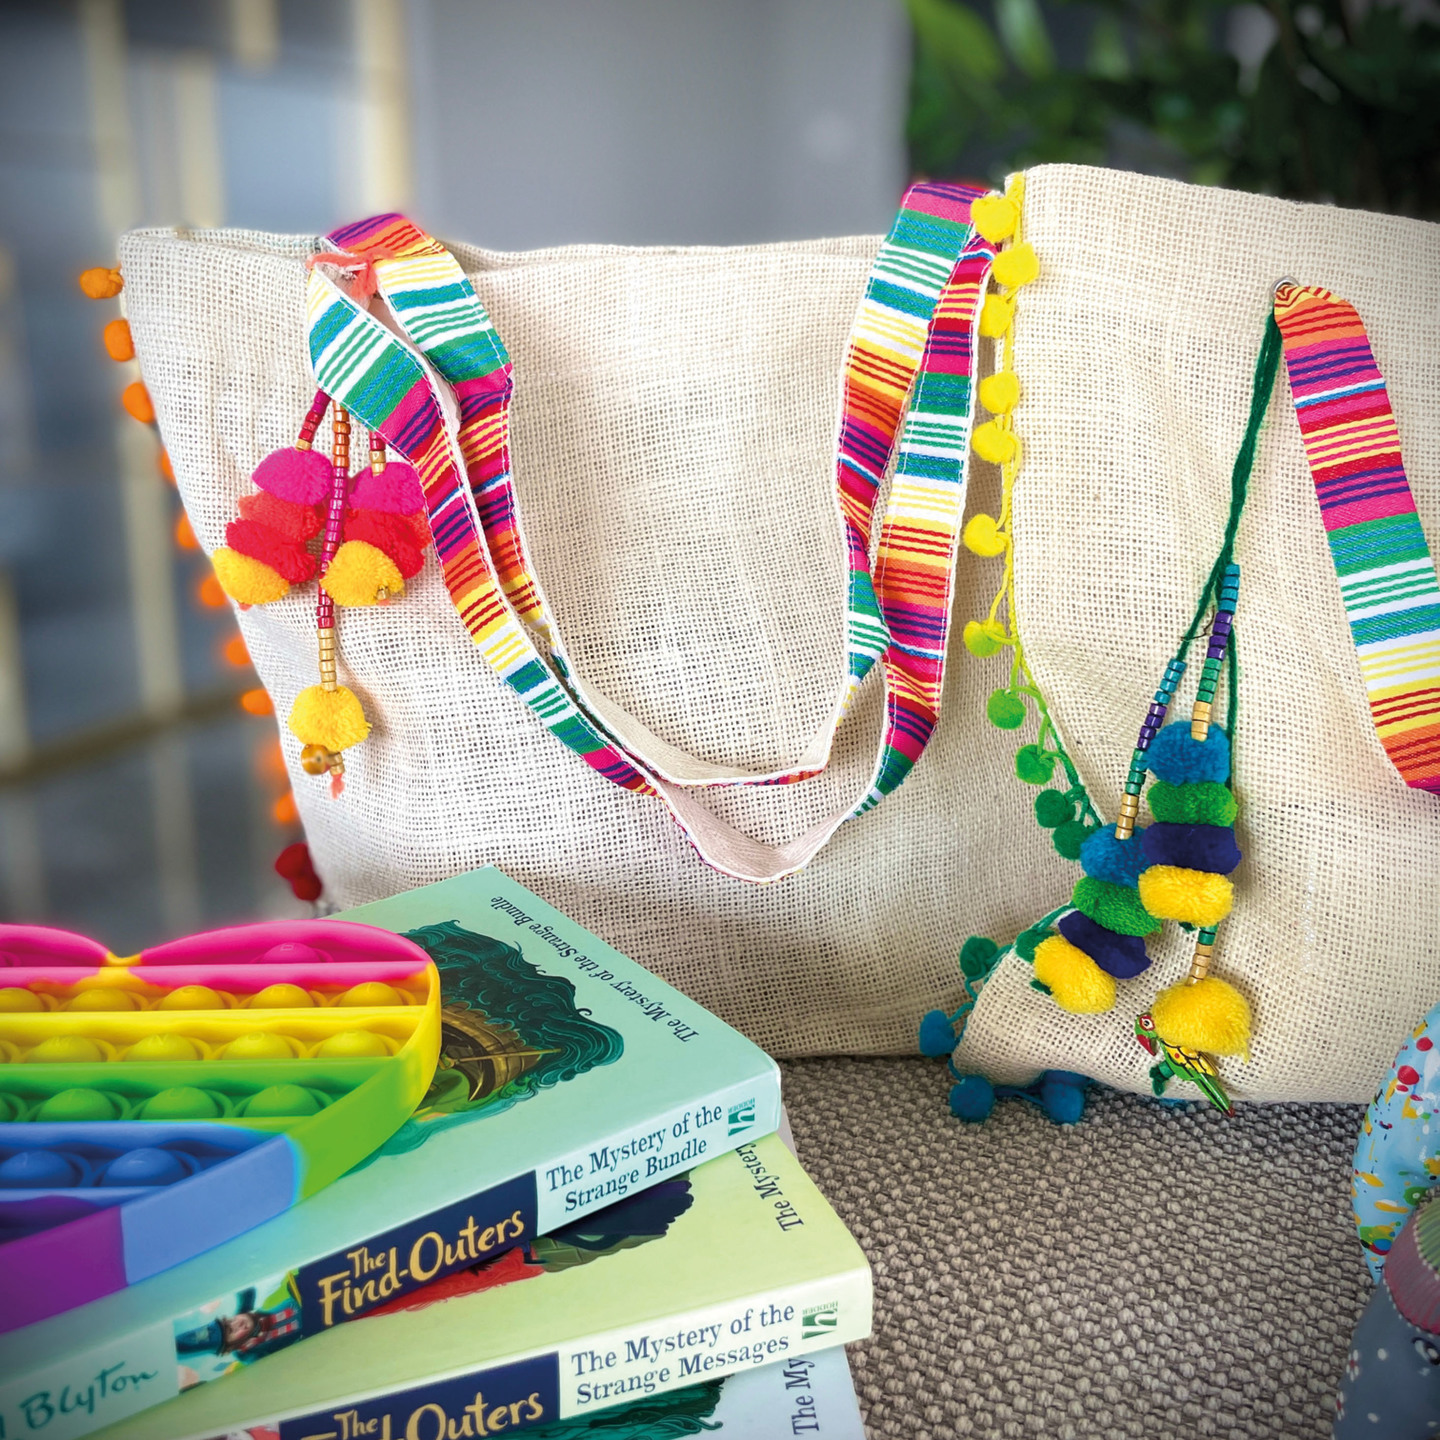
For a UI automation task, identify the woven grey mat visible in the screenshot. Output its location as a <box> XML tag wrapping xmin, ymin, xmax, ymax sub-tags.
<box><xmin>781</xmin><ymin>1057</ymin><xmax>1371</xmax><ymax>1440</ymax></box>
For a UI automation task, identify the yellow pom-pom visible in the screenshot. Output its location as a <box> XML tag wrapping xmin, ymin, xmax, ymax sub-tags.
<box><xmin>971</xmin><ymin>421</ymin><xmax>1017</xmax><ymax>465</ymax></box>
<box><xmin>992</xmin><ymin>242</ymin><xmax>1040</xmax><ymax>290</ymax></box>
<box><xmin>1033</xmin><ymin>936</ymin><xmax>1116</xmax><ymax>1015</ymax></box>
<box><xmin>971</xmin><ymin>195</ymin><xmax>1018</xmax><ymax>244</ymax></box>
<box><xmin>289</xmin><ymin>685</ymin><xmax>370</xmax><ymax>753</ymax></box>
<box><xmin>1152</xmin><ymin>976</ymin><xmax>1251</xmax><ymax>1057</ymax></box>
<box><xmin>321</xmin><ymin>541</ymin><xmax>404</xmax><ymax>607</ymax></box>
<box><xmin>1137</xmin><ymin>866</ymin><xmax>1234</xmax><ymax>927</ymax></box>
<box><xmin>962</xmin><ymin>513</ymin><xmax>1007</xmax><ymax>558</ymax></box>
<box><xmin>962</xmin><ymin>619</ymin><xmax>1008</xmax><ymax>657</ymax></box>
<box><xmin>978</xmin><ymin>294</ymin><xmax>1013</xmax><ymax>339</ymax></box>
<box><xmin>978</xmin><ymin>371</ymin><xmax>1020</xmax><ymax>415</ymax></box>
<box><xmin>212</xmin><ymin>547</ymin><xmax>289</xmax><ymax>605</ymax></box>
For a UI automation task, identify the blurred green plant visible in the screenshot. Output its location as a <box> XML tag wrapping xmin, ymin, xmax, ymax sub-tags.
<box><xmin>906</xmin><ymin>0</ymin><xmax>1440</xmax><ymax>218</ymax></box>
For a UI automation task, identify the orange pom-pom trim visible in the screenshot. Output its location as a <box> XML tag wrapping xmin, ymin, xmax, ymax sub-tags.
<box><xmin>121</xmin><ymin>381</ymin><xmax>154</xmax><ymax>423</ymax></box>
<box><xmin>102</xmin><ymin>318</ymin><xmax>134</xmax><ymax>362</ymax></box>
<box><xmin>78</xmin><ymin>267</ymin><xmax>123</xmax><ymax>299</ymax></box>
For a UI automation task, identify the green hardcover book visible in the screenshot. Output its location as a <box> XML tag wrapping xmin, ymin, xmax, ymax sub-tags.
<box><xmin>0</xmin><ymin>868</ymin><xmax>780</xmax><ymax>1440</ymax></box>
<box><xmin>91</xmin><ymin>1134</ymin><xmax>872</xmax><ymax>1440</ymax></box>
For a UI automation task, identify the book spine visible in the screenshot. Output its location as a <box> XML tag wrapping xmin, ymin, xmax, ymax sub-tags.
<box><xmin>264</xmin><ymin>1266</ymin><xmax>873</xmax><ymax>1440</ymax></box>
<box><xmin>0</xmin><ymin>1069</ymin><xmax>782</xmax><ymax>1440</ymax></box>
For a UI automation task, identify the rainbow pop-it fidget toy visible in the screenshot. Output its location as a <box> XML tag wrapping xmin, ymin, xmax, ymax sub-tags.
<box><xmin>0</xmin><ymin>919</ymin><xmax>440</xmax><ymax>1332</ymax></box>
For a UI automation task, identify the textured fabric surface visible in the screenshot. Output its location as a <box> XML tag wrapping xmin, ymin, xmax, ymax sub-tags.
<box><xmin>119</xmin><ymin>223</ymin><xmax>1070</xmax><ymax>1058</ymax></box>
<box><xmin>783</xmin><ymin>1056</ymin><xmax>1369</xmax><ymax>1439</ymax></box>
<box><xmin>958</xmin><ymin>165</ymin><xmax>1440</xmax><ymax>1102</ymax></box>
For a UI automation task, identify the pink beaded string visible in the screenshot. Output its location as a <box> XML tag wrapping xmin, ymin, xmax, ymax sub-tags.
<box><xmin>295</xmin><ymin>389</ymin><xmax>329</xmax><ymax>451</ymax></box>
<box><xmin>313</xmin><ymin>401</ymin><xmax>350</xmax><ymax>798</ymax></box>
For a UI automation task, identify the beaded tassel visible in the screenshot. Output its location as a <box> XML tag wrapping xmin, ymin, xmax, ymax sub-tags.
<box><xmin>288</xmin><ymin>405</ymin><xmax>370</xmax><ymax>795</ymax></box>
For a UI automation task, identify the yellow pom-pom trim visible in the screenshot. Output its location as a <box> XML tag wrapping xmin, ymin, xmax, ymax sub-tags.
<box><xmin>978</xmin><ymin>371</ymin><xmax>1020</xmax><ymax>415</ymax></box>
<box><xmin>321</xmin><ymin>541</ymin><xmax>404</xmax><ymax>607</ymax></box>
<box><xmin>212</xmin><ymin>547</ymin><xmax>289</xmax><ymax>605</ymax></box>
<box><xmin>1137</xmin><ymin>866</ymin><xmax>1234</xmax><ymax>927</ymax></box>
<box><xmin>978</xmin><ymin>295</ymin><xmax>1013</xmax><ymax>339</ymax></box>
<box><xmin>992</xmin><ymin>242</ymin><xmax>1039</xmax><ymax>290</ymax></box>
<box><xmin>971</xmin><ymin>195</ymin><xmax>1018</xmax><ymax>244</ymax></box>
<box><xmin>962</xmin><ymin>513</ymin><xmax>1007</xmax><ymax>558</ymax></box>
<box><xmin>1152</xmin><ymin>976</ymin><xmax>1251</xmax><ymax>1057</ymax></box>
<box><xmin>962</xmin><ymin>619</ymin><xmax>1007</xmax><ymax>657</ymax></box>
<box><xmin>971</xmin><ymin>421</ymin><xmax>1017</xmax><ymax>465</ymax></box>
<box><xmin>1033</xmin><ymin>936</ymin><xmax>1116</xmax><ymax>1015</ymax></box>
<box><xmin>289</xmin><ymin>685</ymin><xmax>370</xmax><ymax>753</ymax></box>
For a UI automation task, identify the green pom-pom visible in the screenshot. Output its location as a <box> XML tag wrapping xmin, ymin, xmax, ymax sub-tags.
<box><xmin>1015</xmin><ymin>744</ymin><xmax>1056</xmax><ymax>784</ymax></box>
<box><xmin>1015</xmin><ymin>925</ymin><xmax>1051</xmax><ymax>962</ymax></box>
<box><xmin>1148</xmin><ymin>778</ymin><xmax>1238</xmax><ymax>826</ymax></box>
<box><xmin>1052</xmin><ymin>819</ymin><xmax>1095</xmax><ymax>860</ymax></box>
<box><xmin>1071</xmin><ymin>876</ymin><xmax>1160</xmax><ymax>937</ymax></box>
<box><xmin>959</xmin><ymin>935</ymin><xmax>1001</xmax><ymax>979</ymax></box>
<box><xmin>986</xmin><ymin>689</ymin><xmax>1027</xmax><ymax>729</ymax></box>
<box><xmin>1034</xmin><ymin>790</ymin><xmax>1073</xmax><ymax>828</ymax></box>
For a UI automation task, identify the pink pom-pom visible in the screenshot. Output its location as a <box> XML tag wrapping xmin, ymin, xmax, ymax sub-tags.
<box><xmin>252</xmin><ymin>447</ymin><xmax>332</xmax><ymax>505</ymax></box>
<box><xmin>348</xmin><ymin>461</ymin><xmax>424</xmax><ymax>515</ymax></box>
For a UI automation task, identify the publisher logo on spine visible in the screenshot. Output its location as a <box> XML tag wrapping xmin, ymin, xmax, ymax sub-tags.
<box><xmin>800</xmin><ymin>1302</ymin><xmax>839</xmax><ymax>1341</ymax></box>
<box><xmin>727</xmin><ymin>1100</ymin><xmax>756</xmax><ymax>1136</ymax></box>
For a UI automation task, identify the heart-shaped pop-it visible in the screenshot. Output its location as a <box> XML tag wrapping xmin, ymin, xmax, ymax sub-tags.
<box><xmin>0</xmin><ymin>919</ymin><xmax>440</xmax><ymax>1332</ymax></box>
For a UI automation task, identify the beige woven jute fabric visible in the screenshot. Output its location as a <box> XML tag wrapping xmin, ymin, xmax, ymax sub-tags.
<box><xmin>956</xmin><ymin>166</ymin><xmax>1440</xmax><ymax>1102</ymax></box>
<box><xmin>119</xmin><ymin>223</ymin><xmax>1069</xmax><ymax>1059</ymax></box>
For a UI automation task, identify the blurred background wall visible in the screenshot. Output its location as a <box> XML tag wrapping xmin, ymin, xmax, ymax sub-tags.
<box><xmin>0</xmin><ymin>0</ymin><xmax>1434</xmax><ymax>949</ymax></box>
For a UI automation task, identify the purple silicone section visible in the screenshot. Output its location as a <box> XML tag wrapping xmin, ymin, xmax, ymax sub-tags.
<box><xmin>0</xmin><ymin>924</ymin><xmax>110</xmax><ymax>968</ymax></box>
<box><xmin>0</xmin><ymin>1200</ymin><xmax>126</xmax><ymax>1331</ymax></box>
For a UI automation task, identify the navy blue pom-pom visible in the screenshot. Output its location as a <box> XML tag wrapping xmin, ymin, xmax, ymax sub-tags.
<box><xmin>1078</xmin><ymin>824</ymin><xmax>1148</xmax><ymax>887</ymax></box>
<box><xmin>1146</xmin><ymin>723</ymin><xmax>1230</xmax><ymax>784</ymax></box>
<box><xmin>918</xmin><ymin>1009</ymin><xmax>957</xmax><ymax>1058</ymax></box>
<box><xmin>949</xmin><ymin>1075</ymin><xmax>996</xmax><ymax>1121</ymax></box>
<box><xmin>1057</xmin><ymin>910</ymin><xmax>1151</xmax><ymax>979</ymax></box>
<box><xmin>1141</xmin><ymin>822</ymin><xmax>1242</xmax><ymax>874</ymax></box>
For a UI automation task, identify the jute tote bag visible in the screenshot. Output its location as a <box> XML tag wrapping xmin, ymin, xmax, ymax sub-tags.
<box><xmin>121</xmin><ymin>165</ymin><xmax>1439</xmax><ymax>1098</ymax></box>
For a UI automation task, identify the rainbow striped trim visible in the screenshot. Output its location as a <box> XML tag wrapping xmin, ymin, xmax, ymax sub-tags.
<box><xmin>1275</xmin><ymin>283</ymin><xmax>1440</xmax><ymax>795</ymax></box>
<box><xmin>308</xmin><ymin>190</ymin><xmax>992</xmax><ymax>878</ymax></box>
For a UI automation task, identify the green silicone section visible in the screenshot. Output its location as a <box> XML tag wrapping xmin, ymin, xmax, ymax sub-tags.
<box><xmin>1147</xmin><ymin>779</ymin><xmax>1238</xmax><ymax>826</ymax></box>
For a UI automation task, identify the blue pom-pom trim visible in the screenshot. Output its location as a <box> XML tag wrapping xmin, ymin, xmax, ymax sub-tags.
<box><xmin>1146</xmin><ymin>723</ymin><xmax>1231</xmax><ymax>784</ymax></box>
<box><xmin>1057</xmin><ymin>910</ymin><xmax>1151</xmax><ymax>979</ymax></box>
<box><xmin>949</xmin><ymin>1074</ymin><xmax>996</xmax><ymax>1121</ymax></box>
<box><xmin>1141</xmin><ymin>822</ymin><xmax>1242</xmax><ymax>875</ymax></box>
<box><xmin>918</xmin><ymin>1009</ymin><xmax>957</xmax><ymax>1058</ymax></box>
<box><xmin>1078</xmin><ymin>824</ymin><xmax>1148</xmax><ymax>887</ymax></box>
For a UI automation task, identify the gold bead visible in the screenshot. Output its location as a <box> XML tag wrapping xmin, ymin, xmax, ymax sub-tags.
<box><xmin>1191</xmin><ymin>700</ymin><xmax>1212</xmax><ymax>742</ymax></box>
<box><xmin>1114</xmin><ymin>792</ymin><xmax>1141</xmax><ymax>841</ymax></box>
<box><xmin>300</xmin><ymin>744</ymin><xmax>331</xmax><ymax>776</ymax></box>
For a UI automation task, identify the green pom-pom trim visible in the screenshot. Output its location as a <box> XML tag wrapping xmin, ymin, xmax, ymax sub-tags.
<box><xmin>987</xmin><ymin>689</ymin><xmax>1027</xmax><ymax>729</ymax></box>
<box><xmin>1015</xmin><ymin>925</ymin><xmax>1051</xmax><ymax>963</ymax></box>
<box><xmin>1034</xmin><ymin>790</ymin><xmax>1073</xmax><ymax>829</ymax></box>
<box><xmin>1052</xmin><ymin>819</ymin><xmax>1095</xmax><ymax>860</ymax></box>
<box><xmin>1015</xmin><ymin>744</ymin><xmax>1057</xmax><ymax>784</ymax></box>
<box><xmin>1071</xmin><ymin>876</ymin><xmax>1160</xmax><ymax>937</ymax></box>
<box><xmin>959</xmin><ymin>935</ymin><xmax>1001</xmax><ymax>980</ymax></box>
<box><xmin>1029</xmin><ymin>978</ymin><xmax>1053</xmax><ymax>995</ymax></box>
<box><xmin>1147</xmin><ymin>778</ymin><xmax>1238</xmax><ymax>826</ymax></box>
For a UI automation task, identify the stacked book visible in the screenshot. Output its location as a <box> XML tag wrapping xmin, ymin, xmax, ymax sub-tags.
<box><xmin>0</xmin><ymin>869</ymin><xmax>872</xmax><ymax>1440</ymax></box>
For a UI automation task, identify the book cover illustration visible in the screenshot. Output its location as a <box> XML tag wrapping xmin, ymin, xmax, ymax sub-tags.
<box><xmin>89</xmin><ymin>1134</ymin><xmax>872</xmax><ymax>1440</ymax></box>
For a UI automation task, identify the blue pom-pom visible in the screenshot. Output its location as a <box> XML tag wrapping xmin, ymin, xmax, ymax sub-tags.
<box><xmin>1036</xmin><ymin>1072</ymin><xmax>1087</xmax><ymax>1125</ymax></box>
<box><xmin>1078</xmin><ymin>824</ymin><xmax>1148</xmax><ymax>887</ymax></box>
<box><xmin>1057</xmin><ymin>910</ymin><xmax>1151</xmax><ymax>979</ymax></box>
<box><xmin>1146</xmin><ymin>723</ymin><xmax>1230</xmax><ymax>785</ymax></box>
<box><xmin>1141</xmin><ymin>822</ymin><xmax>1242</xmax><ymax>874</ymax></box>
<box><xmin>949</xmin><ymin>1074</ymin><xmax>996</xmax><ymax>1122</ymax></box>
<box><xmin>918</xmin><ymin>1009</ymin><xmax>957</xmax><ymax>1058</ymax></box>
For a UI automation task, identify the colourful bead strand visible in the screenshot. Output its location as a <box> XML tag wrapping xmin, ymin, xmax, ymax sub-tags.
<box><xmin>369</xmin><ymin>427</ymin><xmax>386</xmax><ymax>477</ymax></box>
<box><xmin>311</xmin><ymin>405</ymin><xmax>350</xmax><ymax>788</ymax></box>
<box><xmin>295</xmin><ymin>390</ymin><xmax>329</xmax><ymax>451</ymax></box>
<box><xmin>1194</xmin><ymin>564</ymin><xmax>1239</xmax><ymax>740</ymax></box>
<box><xmin>1118</xmin><ymin>658</ymin><xmax>1187</xmax><ymax>839</ymax></box>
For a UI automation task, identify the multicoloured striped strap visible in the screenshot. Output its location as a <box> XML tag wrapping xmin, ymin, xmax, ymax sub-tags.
<box><xmin>1275</xmin><ymin>283</ymin><xmax>1440</xmax><ymax>795</ymax></box>
<box><xmin>307</xmin><ymin>187</ymin><xmax>992</xmax><ymax>879</ymax></box>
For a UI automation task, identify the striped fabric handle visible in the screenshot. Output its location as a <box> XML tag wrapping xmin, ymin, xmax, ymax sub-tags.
<box><xmin>306</xmin><ymin>186</ymin><xmax>992</xmax><ymax>880</ymax></box>
<box><xmin>1275</xmin><ymin>283</ymin><xmax>1440</xmax><ymax>795</ymax></box>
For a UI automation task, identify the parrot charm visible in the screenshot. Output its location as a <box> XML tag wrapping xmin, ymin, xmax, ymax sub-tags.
<box><xmin>1135</xmin><ymin>1012</ymin><xmax>1233</xmax><ymax>1116</ymax></box>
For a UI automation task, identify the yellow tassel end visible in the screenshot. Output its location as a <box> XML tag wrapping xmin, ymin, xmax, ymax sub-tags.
<box><xmin>1034</xmin><ymin>936</ymin><xmax>1116</xmax><ymax>1015</ymax></box>
<box><xmin>1137</xmin><ymin>865</ymin><xmax>1234</xmax><ymax>927</ymax></box>
<box><xmin>212</xmin><ymin>547</ymin><xmax>289</xmax><ymax>605</ymax></box>
<box><xmin>1152</xmin><ymin>976</ymin><xmax>1251</xmax><ymax>1057</ymax></box>
<box><xmin>962</xmin><ymin>513</ymin><xmax>1008</xmax><ymax>558</ymax></box>
<box><xmin>971</xmin><ymin>195</ymin><xmax>1018</xmax><ymax>244</ymax></box>
<box><xmin>971</xmin><ymin>421</ymin><xmax>1017</xmax><ymax>465</ymax></box>
<box><xmin>321</xmin><ymin>541</ymin><xmax>404</xmax><ymax>607</ymax></box>
<box><xmin>288</xmin><ymin>684</ymin><xmax>370</xmax><ymax>753</ymax></box>
<box><xmin>978</xmin><ymin>294</ymin><xmax>1013</xmax><ymax>339</ymax></box>
<box><xmin>978</xmin><ymin>371</ymin><xmax>1020</xmax><ymax>415</ymax></box>
<box><xmin>992</xmin><ymin>242</ymin><xmax>1040</xmax><ymax>290</ymax></box>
